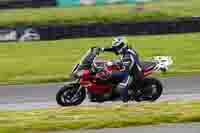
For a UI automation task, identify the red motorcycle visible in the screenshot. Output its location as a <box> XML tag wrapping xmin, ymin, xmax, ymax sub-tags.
<box><xmin>56</xmin><ymin>47</ymin><xmax>167</xmax><ymax>106</ymax></box>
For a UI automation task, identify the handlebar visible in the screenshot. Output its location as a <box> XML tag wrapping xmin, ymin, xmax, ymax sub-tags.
<box><xmin>89</xmin><ymin>47</ymin><xmax>103</xmax><ymax>55</ymax></box>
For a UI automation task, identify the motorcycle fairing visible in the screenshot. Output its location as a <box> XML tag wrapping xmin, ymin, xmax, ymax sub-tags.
<box><xmin>79</xmin><ymin>69</ymin><xmax>113</xmax><ymax>94</ymax></box>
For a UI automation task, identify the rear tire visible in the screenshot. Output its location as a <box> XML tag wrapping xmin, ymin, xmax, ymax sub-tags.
<box><xmin>56</xmin><ymin>84</ymin><xmax>86</xmax><ymax>106</ymax></box>
<box><xmin>134</xmin><ymin>77</ymin><xmax>163</xmax><ymax>102</ymax></box>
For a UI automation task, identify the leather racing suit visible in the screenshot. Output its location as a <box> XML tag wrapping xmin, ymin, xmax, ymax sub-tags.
<box><xmin>102</xmin><ymin>47</ymin><xmax>142</xmax><ymax>102</ymax></box>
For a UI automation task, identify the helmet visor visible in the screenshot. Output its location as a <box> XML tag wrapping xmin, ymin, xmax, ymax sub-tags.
<box><xmin>112</xmin><ymin>42</ymin><xmax>125</xmax><ymax>54</ymax></box>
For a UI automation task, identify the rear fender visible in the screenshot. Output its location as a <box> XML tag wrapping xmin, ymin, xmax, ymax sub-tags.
<box><xmin>143</xmin><ymin>69</ymin><xmax>154</xmax><ymax>77</ymax></box>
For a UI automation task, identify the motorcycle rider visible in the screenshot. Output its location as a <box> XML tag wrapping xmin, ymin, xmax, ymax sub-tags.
<box><xmin>97</xmin><ymin>36</ymin><xmax>142</xmax><ymax>102</ymax></box>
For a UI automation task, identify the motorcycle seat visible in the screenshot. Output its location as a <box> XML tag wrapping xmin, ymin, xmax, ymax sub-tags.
<box><xmin>141</xmin><ymin>61</ymin><xmax>156</xmax><ymax>72</ymax></box>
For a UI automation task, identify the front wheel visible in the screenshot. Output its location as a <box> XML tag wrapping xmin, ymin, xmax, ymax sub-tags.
<box><xmin>134</xmin><ymin>77</ymin><xmax>163</xmax><ymax>102</ymax></box>
<box><xmin>56</xmin><ymin>84</ymin><xmax>86</xmax><ymax>106</ymax></box>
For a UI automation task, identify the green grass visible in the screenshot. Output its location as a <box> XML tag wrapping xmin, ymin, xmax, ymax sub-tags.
<box><xmin>0</xmin><ymin>0</ymin><xmax>200</xmax><ymax>27</ymax></box>
<box><xmin>0</xmin><ymin>101</ymin><xmax>200</xmax><ymax>133</ymax></box>
<box><xmin>0</xmin><ymin>32</ymin><xmax>200</xmax><ymax>85</ymax></box>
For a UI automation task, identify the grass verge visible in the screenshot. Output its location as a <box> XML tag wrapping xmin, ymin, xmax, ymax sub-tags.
<box><xmin>0</xmin><ymin>100</ymin><xmax>200</xmax><ymax>133</ymax></box>
<box><xmin>0</xmin><ymin>32</ymin><xmax>200</xmax><ymax>85</ymax></box>
<box><xmin>0</xmin><ymin>0</ymin><xmax>200</xmax><ymax>27</ymax></box>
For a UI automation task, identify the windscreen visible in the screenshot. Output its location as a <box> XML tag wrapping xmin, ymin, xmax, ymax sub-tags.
<box><xmin>80</xmin><ymin>48</ymin><xmax>96</xmax><ymax>66</ymax></box>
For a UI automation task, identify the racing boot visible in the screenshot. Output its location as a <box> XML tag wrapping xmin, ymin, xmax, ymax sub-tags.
<box><xmin>122</xmin><ymin>88</ymin><xmax>129</xmax><ymax>103</ymax></box>
<box><xmin>117</xmin><ymin>84</ymin><xmax>129</xmax><ymax>103</ymax></box>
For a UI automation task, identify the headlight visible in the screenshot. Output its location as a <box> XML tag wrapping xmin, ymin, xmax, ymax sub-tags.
<box><xmin>107</xmin><ymin>61</ymin><xmax>113</xmax><ymax>66</ymax></box>
<box><xmin>76</xmin><ymin>71</ymin><xmax>83</xmax><ymax>77</ymax></box>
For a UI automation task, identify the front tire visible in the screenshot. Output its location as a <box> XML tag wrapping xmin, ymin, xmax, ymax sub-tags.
<box><xmin>56</xmin><ymin>84</ymin><xmax>86</xmax><ymax>106</ymax></box>
<box><xmin>135</xmin><ymin>77</ymin><xmax>163</xmax><ymax>102</ymax></box>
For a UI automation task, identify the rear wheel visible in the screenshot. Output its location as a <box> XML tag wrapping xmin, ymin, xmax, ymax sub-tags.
<box><xmin>56</xmin><ymin>84</ymin><xmax>86</xmax><ymax>106</ymax></box>
<box><xmin>134</xmin><ymin>77</ymin><xmax>163</xmax><ymax>102</ymax></box>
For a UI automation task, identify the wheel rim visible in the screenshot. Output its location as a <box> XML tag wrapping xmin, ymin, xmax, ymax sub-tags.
<box><xmin>61</xmin><ymin>87</ymin><xmax>83</xmax><ymax>104</ymax></box>
<box><xmin>139</xmin><ymin>84</ymin><xmax>159</xmax><ymax>100</ymax></box>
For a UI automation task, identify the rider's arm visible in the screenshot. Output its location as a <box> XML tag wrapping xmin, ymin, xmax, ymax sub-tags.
<box><xmin>102</xmin><ymin>47</ymin><xmax>113</xmax><ymax>52</ymax></box>
<box><xmin>96</xmin><ymin>47</ymin><xmax>113</xmax><ymax>55</ymax></box>
<box><xmin>122</xmin><ymin>53</ymin><xmax>142</xmax><ymax>75</ymax></box>
<box><xmin>122</xmin><ymin>54</ymin><xmax>135</xmax><ymax>71</ymax></box>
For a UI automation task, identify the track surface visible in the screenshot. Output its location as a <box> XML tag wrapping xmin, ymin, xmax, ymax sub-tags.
<box><xmin>0</xmin><ymin>76</ymin><xmax>200</xmax><ymax>110</ymax></box>
<box><xmin>60</xmin><ymin>123</ymin><xmax>200</xmax><ymax>133</ymax></box>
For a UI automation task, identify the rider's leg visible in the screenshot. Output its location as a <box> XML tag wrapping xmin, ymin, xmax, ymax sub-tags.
<box><xmin>108</xmin><ymin>71</ymin><xmax>133</xmax><ymax>102</ymax></box>
<box><xmin>110</xmin><ymin>71</ymin><xmax>128</xmax><ymax>81</ymax></box>
<box><xmin>117</xmin><ymin>72</ymin><xmax>132</xmax><ymax>102</ymax></box>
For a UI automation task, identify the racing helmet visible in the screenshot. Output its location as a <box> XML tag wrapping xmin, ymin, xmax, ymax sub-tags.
<box><xmin>112</xmin><ymin>36</ymin><xmax>128</xmax><ymax>55</ymax></box>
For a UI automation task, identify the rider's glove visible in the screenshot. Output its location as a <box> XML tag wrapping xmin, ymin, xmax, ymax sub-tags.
<box><xmin>96</xmin><ymin>47</ymin><xmax>104</xmax><ymax>55</ymax></box>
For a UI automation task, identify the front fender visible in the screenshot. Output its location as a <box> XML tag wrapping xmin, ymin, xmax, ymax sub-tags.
<box><xmin>63</xmin><ymin>81</ymin><xmax>80</xmax><ymax>87</ymax></box>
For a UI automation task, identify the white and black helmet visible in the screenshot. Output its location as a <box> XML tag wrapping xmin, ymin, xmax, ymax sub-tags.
<box><xmin>112</xmin><ymin>36</ymin><xmax>128</xmax><ymax>54</ymax></box>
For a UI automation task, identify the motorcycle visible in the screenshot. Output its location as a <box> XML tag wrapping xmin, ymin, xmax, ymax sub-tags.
<box><xmin>56</xmin><ymin>47</ymin><xmax>172</xmax><ymax>106</ymax></box>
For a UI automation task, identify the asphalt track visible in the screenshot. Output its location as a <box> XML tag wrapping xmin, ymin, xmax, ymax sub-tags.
<box><xmin>0</xmin><ymin>76</ymin><xmax>200</xmax><ymax>110</ymax></box>
<box><xmin>58</xmin><ymin>123</ymin><xmax>200</xmax><ymax>133</ymax></box>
